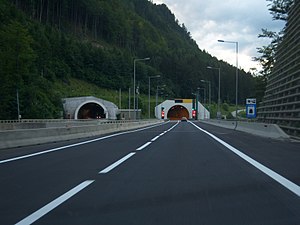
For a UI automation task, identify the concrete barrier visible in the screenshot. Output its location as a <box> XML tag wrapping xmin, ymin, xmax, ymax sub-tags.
<box><xmin>0</xmin><ymin>120</ymin><xmax>164</xmax><ymax>150</ymax></box>
<box><xmin>200</xmin><ymin>119</ymin><xmax>290</xmax><ymax>139</ymax></box>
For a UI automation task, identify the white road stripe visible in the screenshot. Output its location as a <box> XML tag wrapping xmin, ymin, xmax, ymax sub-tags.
<box><xmin>99</xmin><ymin>153</ymin><xmax>136</xmax><ymax>173</ymax></box>
<box><xmin>169</xmin><ymin>121</ymin><xmax>180</xmax><ymax>131</ymax></box>
<box><xmin>0</xmin><ymin>122</ymin><xmax>168</xmax><ymax>165</ymax></box>
<box><xmin>190</xmin><ymin>121</ymin><xmax>300</xmax><ymax>197</ymax></box>
<box><xmin>155</xmin><ymin>121</ymin><xmax>179</xmax><ymax>138</ymax></box>
<box><xmin>15</xmin><ymin>180</ymin><xmax>94</xmax><ymax>225</ymax></box>
<box><xmin>151</xmin><ymin>136</ymin><xmax>160</xmax><ymax>142</ymax></box>
<box><xmin>136</xmin><ymin>142</ymin><xmax>152</xmax><ymax>151</ymax></box>
<box><xmin>151</xmin><ymin>121</ymin><xmax>179</xmax><ymax>142</ymax></box>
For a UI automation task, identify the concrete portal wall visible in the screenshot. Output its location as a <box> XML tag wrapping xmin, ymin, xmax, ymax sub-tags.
<box><xmin>198</xmin><ymin>103</ymin><xmax>210</xmax><ymax>120</ymax></box>
<box><xmin>62</xmin><ymin>96</ymin><xmax>118</xmax><ymax>120</ymax></box>
<box><xmin>155</xmin><ymin>100</ymin><xmax>210</xmax><ymax>120</ymax></box>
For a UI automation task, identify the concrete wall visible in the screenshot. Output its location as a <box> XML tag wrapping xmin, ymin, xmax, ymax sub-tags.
<box><xmin>0</xmin><ymin>120</ymin><xmax>163</xmax><ymax>150</ymax></box>
<box><xmin>62</xmin><ymin>96</ymin><xmax>119</xmax><ymax>119</ymax></box>
<box><xmin>155</xmin><ymin>100</ymin><xmax>210</xmax><ymax>119</ymax></box>
<box><xmin>200</xmin><ymin>119</ymin><xmax>290</xmax><ymax>139</ymax></box>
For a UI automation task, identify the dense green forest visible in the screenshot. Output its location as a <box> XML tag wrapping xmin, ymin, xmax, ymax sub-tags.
<box><xmin>0</xmin><ymin>0</ymin><xmax>256</xmax><ymax>119</ymax></box>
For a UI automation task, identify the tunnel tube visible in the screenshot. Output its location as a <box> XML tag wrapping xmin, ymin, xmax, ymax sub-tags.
<box><xmin>75</xmin><ymin>101</ymin><xmax>107</xmax><ymax>119</ymax></box>
<box><xmin>167</xmin><ymin>105</ymin><xmax>189</xmax><ymax>120</ymax></box>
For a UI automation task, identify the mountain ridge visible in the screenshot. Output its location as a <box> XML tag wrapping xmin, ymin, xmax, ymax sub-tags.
<box><xmin>0</xmin><ymin>0</ymin><xmax>255</xmax><ymax>119</ymax></box>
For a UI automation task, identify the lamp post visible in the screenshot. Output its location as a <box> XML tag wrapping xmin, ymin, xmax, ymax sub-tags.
<box><xmin>148</xmin><ymin>75</ymin><xmax>161</xmax><ymax>119</ymax></box>
<box><xmin>133</xmin><ymin>57</ymin><xmax>150</xmax><ymax>120</ymax></box>
<box><xmin>199</xmin><ymin>87</ymin><xmax>206</xmax><ymax>104</ymax></box>
<box><xmin>195</xmin><ymin>87</ymin><xmax>206</xmax><ymax>119</ymax></box>
<box><xmin>128</xmin><ymin>88</ymin><xmax>131</xmax><ymax>120</ymax></box>
<box><xmin>218</xmin><ymin>39</ymin><xmax>238</xmax><ymax>123</ymax></box>
<box><xmin>156</xmin><ymin>85</ymin><xmax>166</xmax><ymax>118</ymax></box>
<box><xmin>207</xmin><ymin>66</ymin><xmax>221</xmax><ymax>119</ymax></box>
<box><xmin>16</xmin><ymin>89</ymin><xmax>21</xmax><ymax>121</ymax></box>
<box><xmin>201</xmin><ymin>80</ymin><xmax>211</xmax><ymax>113</ymax></box>
<box><xmin>192</xmin><ymin>88</ymin><xmax>201</xmax><ymax>120</ymax></box>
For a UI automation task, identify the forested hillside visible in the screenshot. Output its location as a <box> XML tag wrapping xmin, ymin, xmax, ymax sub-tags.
<box><xmin>0</xmin><ymin>0</ymin><xmax>255</xmax><ymax>119</ymax></box>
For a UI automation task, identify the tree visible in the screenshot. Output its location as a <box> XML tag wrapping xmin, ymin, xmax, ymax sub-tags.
<box><xmin>255</xmin><ymin>0</ymin><xmax>294</xmax><ymax>77</ymax></box>
<box><xmin>0</xmin><ymin>20</ymin><xmax>36</xmax><ymax>119</ymax></box>
<box><xmin>254</xmin><ymin>29</ymin><xmax>281</xmax><ymax>76</ymax></box>
<box><xmin>267</xmin><ymin>0</ymin><xmax>294</xmax><ymax>21</ymax></box>
<box><xmin>0</xmin><ymin>0</ymin><xmax>257</xmax><ymax>119</ymax></box>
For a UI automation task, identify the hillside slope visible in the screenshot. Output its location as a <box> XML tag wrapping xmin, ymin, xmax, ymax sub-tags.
<box><xmin>0</xmin><ymin>0</ymin><xmax>255</xmax><ymax>119</ymax></box>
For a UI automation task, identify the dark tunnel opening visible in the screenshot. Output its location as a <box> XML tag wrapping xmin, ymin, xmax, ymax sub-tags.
<box><xmin>77</xmin><ymin>103</ymin><xmax>106</xmax><ymax>119</ymax></box>
<box><xmin>167</xmin><ymin>105</ymin><xmax>189</xmax><ymax>120</ymax></box>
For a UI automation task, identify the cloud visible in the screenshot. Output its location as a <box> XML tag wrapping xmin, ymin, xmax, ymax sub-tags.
<box><xmin>152</xmin><ymin>0</ymin><xmax>285</xmax><ymax>72</ymax></box>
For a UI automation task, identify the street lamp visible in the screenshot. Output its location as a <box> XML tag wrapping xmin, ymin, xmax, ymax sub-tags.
<box><xmin>156</xmin><ymin>85</ymin><xmax>166</xmax><ymax>106</ymax></box>
<box><xmin>201</xmin><ymin>79</ymin><xmax>211</xmax><ymax>113</ymax></box>
<box><xmin>218</xmin><ymin>39</ymin><xmax>239</xmax><ymax>123</ymax></box>
<box><xmin>191</xmin><ymin>88</ymin><xmax>201</xmax><ymax>120</ymax></box>
<box><xmin>198</xmin><ymin>87</ymin><xmax>206</xmax><ymax>104</ymax></box>
<box><xmin>133</xmin><ymin>57</ymin><xmax>150</xmax><ymax>120</ymax></box>
<box><xmin>156</xmin><ymin>85</ymin><xmax>166</xmax><ymax>118</ymax></box>
<box><xmin>148</xmin><ymin>75</ymin><xmax>161</xmax><ymax>119</ymax></box>
<box><xmin>207</xmin><ymin>66</ymin><xmax>221</xmax><ymax>119</ymax></box>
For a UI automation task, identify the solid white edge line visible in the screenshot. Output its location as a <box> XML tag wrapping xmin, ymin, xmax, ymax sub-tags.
<box><xmin>190</xmin><ymin>121</ymin><xmax>300</xmax><ymax>197</ymax></box>
<box><xmin>0</xmin><ymin>121</ymin><xmax>169</xmax><ymax>165</ymax></box>
<box><xmin>15</xmin><ymin>180</ymin><xmax>94</xmax><ymax>225</ymax></box>
<box><xmin>99</xmin><ymin>152</ymin><xmax>136</xmax><ymax>174</ymax></box>
<box><xmin>136</xmin><ymin>142</ymin><xmax>152</xmax><ymax>151</ymax></box>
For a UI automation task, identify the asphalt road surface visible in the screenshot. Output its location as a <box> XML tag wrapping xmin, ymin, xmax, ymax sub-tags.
<box><xmin>1</xmin><ymin>121</ymin><xmax>300</xmax><ymax>225</ymax></box>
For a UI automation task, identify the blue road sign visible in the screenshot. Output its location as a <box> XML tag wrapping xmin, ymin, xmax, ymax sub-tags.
<box><xmin>246</xmin><ymin>98</ymin><xmax>257</xmax><ymax>119</ymax></box>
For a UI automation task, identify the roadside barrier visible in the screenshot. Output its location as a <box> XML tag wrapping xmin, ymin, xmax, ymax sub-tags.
<box><xmin>200</xmin><ymin>119</ymin><xmax>290</xmax><ymax>139</ymax></box>
<box><xmin>0</xmin><ymin>120</ymin><xmax>163</xmax><ymax>149</ymax></box>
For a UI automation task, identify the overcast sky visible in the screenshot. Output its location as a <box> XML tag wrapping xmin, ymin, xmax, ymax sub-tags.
<box><xmin>152</xmin><ymin>0</ymin><xmax>285</xmax><ymax>72</ymax></box>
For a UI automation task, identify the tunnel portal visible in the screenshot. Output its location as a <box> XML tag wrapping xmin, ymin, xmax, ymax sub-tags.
<box><xmin>167</xmin><ymin>105</ymin><xmax>189</xmax><ymax>120</ymax></box>
<box><xmin>77</xmin><ymin>103</ymin><xmax>106</xmax><ymax>119</ymax></box>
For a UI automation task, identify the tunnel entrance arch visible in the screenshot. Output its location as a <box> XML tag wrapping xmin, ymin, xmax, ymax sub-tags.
<box><xmin>167</xmin><ymin>105</ymin><xmax>189</xmax><ymax>120</ymax></box>
<box><xmin>75</xmin><ymin>101</ymin><xmax>107</xmax><ymax>119</ymax></box>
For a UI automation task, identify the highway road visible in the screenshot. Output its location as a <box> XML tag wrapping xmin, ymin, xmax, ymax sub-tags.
<box><xmin>1</xmin><ymin>121</ymin><xmax>300</xmax><ymax>225</ymax></box>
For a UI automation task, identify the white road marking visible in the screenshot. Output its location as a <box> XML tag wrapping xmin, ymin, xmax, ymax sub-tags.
<box><xmin>99</xmin><ymin>122</ymin><xmax>180</xmax><ymax>174</ymax></box>
<box><xmin>0</xmin><ymin>122</ymin><xmax>168</xmax><ymax>165</ymax></box>
<box><xmin>15</xmin><ymin>180</ymin><xmax>94</xmax><ymax>225</ymax></box>
<box><xmin>169</xmin><ymin>121</ymin><xmax>180</xmax><ymax>130</ymax></box>
<box><xmin>151</xmin><ymin>136</ymin><xmax>160</xmax><ymax>142</ymax></box>
<box><xmin>190</xmin><ymin>121</ymin><xmax>300</xmax><ymax>197</ymax></box>
<box><xmin>154</xmin><ymin>121</ymin><xmax>179</xmax><ymax>139</ymax></box>
<box><xmin>136</xmin><ymin>142</ymin><xmax>152</xmax><ymax>151</ymax></box>
<box><xmin>99</xmin><ymin>153</ymin><xmax>136</xmax><ymax>173</ymax></box>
